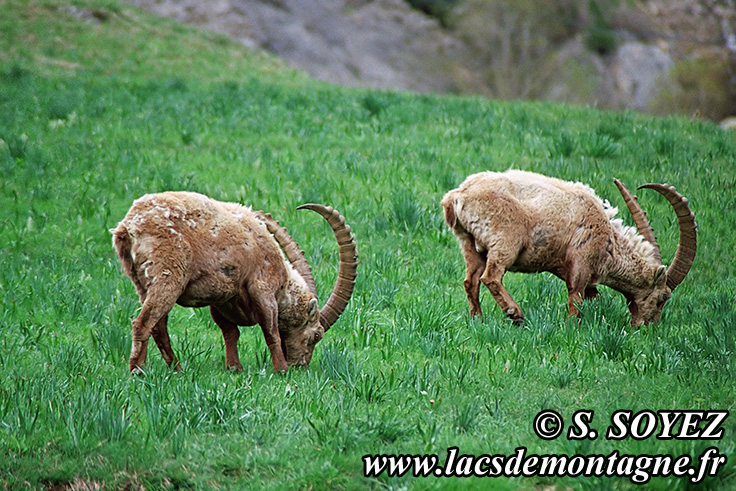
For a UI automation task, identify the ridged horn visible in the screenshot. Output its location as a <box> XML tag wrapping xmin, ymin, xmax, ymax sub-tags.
<box><xmin>613</xmin><ymin>178</ymin><xmax>662</xmax><ymax>264</ymax></box>
<box><xmin>638</xmin><ymin>183</ymin><xmax>697</xmax><ymax>290</ymax></box>
<box><xmin>297</xmin><ymin>204</ymin><xmax>358</xmax><ymax>331</ymax></box>
<box><xmin>257</xmin><ymin>211</ymin><xmax>317</xmax><ymax>298</ymax></box>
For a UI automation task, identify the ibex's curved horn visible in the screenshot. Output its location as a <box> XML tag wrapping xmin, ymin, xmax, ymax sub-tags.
<box><xmin>297</xmin><ymin>204</ymin><xmax>358</xmax><ymax>331</ymax></box>
<box><xmin>257</xmin><ymin>212</ymin><xmax>317</xmax><ymax>298</ymax></box>
<box><xmin>638</xmin><ymin>183</ymin><xmax>697</xmax><ymax>290</ymax></box>
<box><xmin>613</xmin><ymin>178</ymin><xmax>662</xmax><ymax>264</ymax></box>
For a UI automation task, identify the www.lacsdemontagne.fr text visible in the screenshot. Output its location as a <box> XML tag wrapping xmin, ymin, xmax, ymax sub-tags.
<box><xmin>363</xmin><ymin>446</ymin><xmax>727</xmax><ymax>484</ymax></box>
<box><xmin>364</xmin><ymin>409</ymin><xmax>730</xmax><ymax>484</ymax></box>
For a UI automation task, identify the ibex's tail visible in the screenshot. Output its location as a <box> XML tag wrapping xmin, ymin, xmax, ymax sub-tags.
<box><xmin>112</xmin><ymin>224</ymin><xmax>145</xmax><ymax>300</ymax></box>
<box><xmin>441</xmin><ymin>192</ymin><xmax>461</xmax><ymax>231</ymax></box>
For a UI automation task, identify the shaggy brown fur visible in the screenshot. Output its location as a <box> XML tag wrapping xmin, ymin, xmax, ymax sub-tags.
<box><xmin>441</xmin><ymin>170</ymin><xmax>696</xmax><ymax>326</ymax></box>
<box><xmin>112</xmin><ymin>192</ymin><xmax>357</xmax><ymax>373</ymax></box>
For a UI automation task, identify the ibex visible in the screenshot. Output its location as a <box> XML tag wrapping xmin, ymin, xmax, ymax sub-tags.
<box><xmin>112</xmin><ymin>192</ymin><xmax>358</xmax><ymax>373</ymax></box>
<box><xmin>441</xmin><ymin>170</ymin><xmax>696</xmax><ymax>326</ymax></box>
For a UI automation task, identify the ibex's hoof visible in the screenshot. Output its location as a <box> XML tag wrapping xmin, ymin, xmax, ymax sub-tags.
<box><xmin>505</xmin><ymin>308</ymin><xmax>525</xmax><ymax>326</ymax></box>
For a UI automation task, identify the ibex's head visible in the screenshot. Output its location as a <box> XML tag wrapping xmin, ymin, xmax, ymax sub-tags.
<box><xmin>614</xmin><ymin>179</ymin><xmax>697</xmax><ymax>326</ymax></box>
<box><xmin>259</xmin><ymin>205</ymin><xmax>358</xmax><ymax>368</ymax></box>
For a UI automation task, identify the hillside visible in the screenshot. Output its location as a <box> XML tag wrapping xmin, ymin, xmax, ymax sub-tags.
<box><xmin>1</xmin><ymin>1</ymin><xmax>735</xmax><ymax>490</ymax></box>
<box><xmin>123</xmin><ymin>0</ymin><xmax>736</xmax><ymax>120</ymax></box>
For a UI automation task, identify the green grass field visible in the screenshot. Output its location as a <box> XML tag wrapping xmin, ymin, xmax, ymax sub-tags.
<box><xmin>1</xmin><ymin>1</ymin><xmax>735</xmax><ymax>489</ymax></box>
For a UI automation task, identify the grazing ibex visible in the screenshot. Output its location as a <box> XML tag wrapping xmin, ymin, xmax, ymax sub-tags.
<box><xmin>112</xmin><ymin>192</ymin><xmax>358</xmax><ymax>373</ymax></box>
<box><xmin>441</xmin><ymin>170</ymin><xmax>696</xmax><ymax>326</ymax></box>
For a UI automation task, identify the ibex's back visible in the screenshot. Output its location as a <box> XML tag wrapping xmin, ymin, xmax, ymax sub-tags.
<box><xmin>443</xmin><ymin>171</ymin><xmax>614</xmax><ymax>277</ymax></box>
<box><xmin>441</xmin><ymin>170</ymin><xmax>696</xmax><ymax>326</ymax></box>
<box><xmin>114</xmin><ymin>192</ymin><xmax>279</xmax><ymax>309</ymax></box>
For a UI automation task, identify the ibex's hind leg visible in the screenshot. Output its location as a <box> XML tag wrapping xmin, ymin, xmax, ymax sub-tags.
<box><xmin>480</xmin><ymin>254</ymin><xmax>525</xmax><ymax>325</ymax></box>
<box><xmin>150</xmin><ymin>314</ymin><xmax>181</xmax><ymax>370</ymax></box>
<box><xmin>129</xmin><ymin>275</ymin><xmax>185</xmax><ymax>372</ymax></box>
<box><xmin>457</xmin><ymin>233</ymin><xmax>486</xmax><ymax>319</ymax></box>
<box><xmin>210</xmin><ymin>306</ymin><xmax>243</xmax><ymax>371</ymax></box>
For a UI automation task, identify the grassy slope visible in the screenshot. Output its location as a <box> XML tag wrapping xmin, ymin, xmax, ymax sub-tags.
<box><xmin>1</xmin><ymin>0</ymin><xmax>735</xmax><ymax>489</ymax></box>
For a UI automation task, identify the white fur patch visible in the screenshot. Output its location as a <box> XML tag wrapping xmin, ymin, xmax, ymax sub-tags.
<box><xmin>601</xmin><ymin>197</ymin><xmax>657</xmax><ymax>260</ymax></box>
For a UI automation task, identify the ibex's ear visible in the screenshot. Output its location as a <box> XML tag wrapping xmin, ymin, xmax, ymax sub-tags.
<box><xmin>653</xmin><ymin>265</ymin><xmax>667</xmax><ymax>287</ymax></box>
<box><xmin>308</xmin><ymin>298</ymin><xmax>319</xmax><ymax>322</ymax></box>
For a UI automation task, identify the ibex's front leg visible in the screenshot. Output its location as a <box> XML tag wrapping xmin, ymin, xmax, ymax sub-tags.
<box><xmin>249</xmin><ymin>290</ymin><xmax>288</xmax><ymax>373</ymax></box>
<box><xmin>210</xmin><ymin>306</ymin><xmax>243</xmax><ymax>371</ymax></box>
<box><xmin>565</xmin><ymin>262</ymin><xmax>594</xmax><ymax>317</ymax></box>
<box><xmin>259</xmin><ymin>314</ymin><xmax>288</xmax><ymax>373</ymax></box>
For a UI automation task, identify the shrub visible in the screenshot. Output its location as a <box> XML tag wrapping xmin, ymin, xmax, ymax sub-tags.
<box><xmin>405</xmin><ymin>0</ymin><xmax>461</xmax><ymax>27</ymax></box>
<box><xmin>650</xmin><ymin>50</ymin><xmax>735</xmax><ymax>120</ymax></box>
